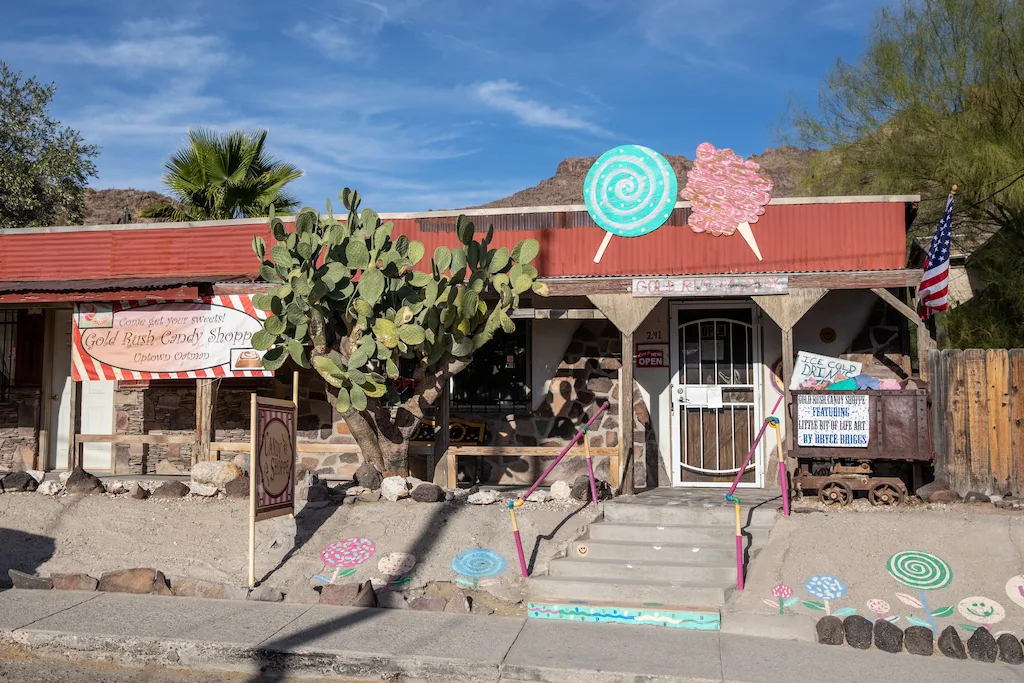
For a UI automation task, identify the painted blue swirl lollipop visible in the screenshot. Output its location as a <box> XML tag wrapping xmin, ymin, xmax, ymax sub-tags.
<box><xmin>452</xmin><ymin>548</ymin><xmax>508</xmax><ymax>588</ymax></box>
<box><xmin>585</xmin><ymin>145</ymin><xmax>678</xmax><ymax>262</ymax></box>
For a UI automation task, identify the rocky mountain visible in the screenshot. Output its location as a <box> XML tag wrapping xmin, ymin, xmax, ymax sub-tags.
<box><xmin>475</xmin><ymin>146</ymin><xmax>818</xmax><ymax>209</ymax></box>
<box><xmin>83</xmin><ymin>188</ymin><xmax>173</xmax><ymax>225</ymax></box>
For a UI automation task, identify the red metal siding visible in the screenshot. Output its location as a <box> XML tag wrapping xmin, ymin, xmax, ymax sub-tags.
<box><xmin>0</xmin><ymin>202</ymin><xmax>905</xmax><ymax>283</ymax></box>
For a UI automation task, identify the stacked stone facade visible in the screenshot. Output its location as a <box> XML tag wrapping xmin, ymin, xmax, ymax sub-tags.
<box><xmin>0</xmin><ymin>388</ymin><xmax>41</xmax><ymax>472</ymax></box>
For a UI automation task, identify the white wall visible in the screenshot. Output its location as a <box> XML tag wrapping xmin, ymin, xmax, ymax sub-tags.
<box><xmin>633</xmin><ymin>300</ymin><xmax>672</xmax><ymax>484</ymax></box>
<box><xmin>530</xmin><ymin>319</ymin><xmax>580</xmax><ymax>411</ymax></box>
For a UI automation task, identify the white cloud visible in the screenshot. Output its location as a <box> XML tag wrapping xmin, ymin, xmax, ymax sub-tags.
<box><xmin>285</xmin><ymin>21</ymin><xmax>358</xmax><ymax>61</ymax></box>
<box><xmin>0</xmin><ymin>19</ymin><xmax>228</xmax><ymax>73</ymax></box>
<box><xmin>471</xmin><ymin>80</ymin><xmax>610</xmax><ymax>136</ymax></box>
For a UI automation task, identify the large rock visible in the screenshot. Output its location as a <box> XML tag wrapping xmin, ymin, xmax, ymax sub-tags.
<box><xmin>224</xmin><ymin>476</ymin><xmax>250</xmax><ymax>499</ymax></box>
<box><xmin>445</xmin><ymin>591</ymin><xmax>472</xmax><ymax>613</ymax></box>
<box><xmin>526</xmin><ymin>489</ymin><xmax>552</xmax><ymax>503</ymax></box>
<box><xmin>189</xmin><ymin>483</ymin><xmax>219</xmax><ymax>497</ymax></box>
<box><xmin>550</xmin><ymin>480</ymin><xmax>572</xmax><ymax>501</ymax></box>
<box><xmin>904</xmin><ymin>626</ymin><xmax>934</xmax><ymax>655</ymax></box>
<box><xmin>191</xmin><ymin>461</ymin><xmax>243</xmax><ymax>487</ymax></box>
<box><xmin>247</xmin><ymin>585</ymin><xmax>284</xmax><ymax>602</ymax></box>
<box><xmin>998</xmin><ymin>634</ymin><xmax>1024</xmax><ymax>664</ymax></box>
<box><xmin>915</xmin><ymin>477</ymin><xmax>949</xmax><ymax>501</ymax></box>
<box><xmin>570</xmin><ymin>475</ymin><xmax>611</xmax><ymax>502</ymax></box>
<box><xmin>128</xmin><ymin>482</ymin><xmax>150</xmax><ymax>500</ymax></box>
<box><xmin>929</xmin><ymin>489</ymin><xmax>961</xmax><ymax>503</ymax></box>
<box><xmin>468</xmin><ymin>490</ymin><xmax>498</xmax><ymax>505</ymax></box>
<box><xmin>305</xmin><ymin>483</ymin><xmax>330</xmax><ymax>502</ymax></box>
<box><xmin>151</xmin><ymin>481</ymin><xmax>190</xmax><ymax>499</ymax></box>
<box><xmin>965</xmin><ymin>491</ymin><xmax>992</xmax><ymax>504</ymax></box>
<box><xmin>98</xmin><ymin>568</ymin><xmax>170</xmax><ymax>595</ymax></box>
<box><xmin>8</xmin><ymin>569</ymin><xmax>52</xmax><ymax>589</ymax></box>
<box><xmin>353</xmin><ymin>463</ymin><xmax>383</xmax><ymax>490</ymax></box>
<box><xmin>381</xmin><ymin>476</ymin><xmax>410</xmax><ymax>502</ymax></box>
<box><xmin>169</xmin><ymin>576</ymin><xmax>248</xmax><ymax>600</ymax></box>
<box><xmin>65</xmin><ymin>469</ymin><xmax>104</xmax><ymax>494</ymax></box>
<box><xmin>103</xmin><ymin>480</ymin><xmax>130</xmax><ymax>495</ymax></box>
<box><xmin>37</xmin><ymin>480</ymin><xmax>63</xmax><ymax>496</ymax></box>
<box><xmin>357</xmin><ymin>490</ymin><xmax>382</xmax><ymax>503</ymax></box>
<box><xmin>938</xmin><ymin>626</ymin><xmax>967</xmax><ymax>659</ymax></box>
<box><xmin>843</xmin><ymin>615</ymin><xmax>873</xmax><ymax>649</ymax></box>
<box><xmin>232</xmin><ymin>453</ymin><xmax>250</xmax><ymax>475</ymax></box>
<box><xmin>411</xmin><ymin>483</ymin><xmax>444</xmax><ymax>503</ymax></box>
<box><xmin>51</xmin><ymin>573</ymin><xmax>98</xmax><ymax>591</ymax></box>
<box><xmin>320</xmin><ymin>581</ymin><xmax>377</xmax><ymax>608</ymax></box>
<box><xmin>25</xmin><ymin>470</ymin><xmax>45</xmax><ymax>483</ymax></box>
<box><xmin>873</xmin><ymin>618</ymin><xmax>904</xmax><ymax>653</ymax></box>
<box><xmin>2</xmin><ymin>471</ymin><xmax>39</xmax><ymax>493</ymax></box>
<box><xmin>409</xmin><ymin>596</ymin><xmax>448</xmax><ymax>612</ymax></box>
<box><xmin>816</xmin><ymin>616</ymin><xmax>844</xmax><ymax>645</ymax></box>
<box><xmin>968</xmin><ymin>627</ymin><xmax>998</xmax><ymax>662</ymax></box>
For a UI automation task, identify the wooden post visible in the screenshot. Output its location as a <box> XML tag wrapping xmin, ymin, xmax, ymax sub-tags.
<box><xmin>195</xmin><ymin>379</ymin><xmax>218</xmax><ymax>464</ymax></box>
<box><xmin>620</xmin><ymin>330</ymin><xmax>635</xmax><ymax>495</ymax></box>
<box><xmin>248</xmin><ymin>393</ymin><xmax>257</xmax><ymax>588</ymax></box>
<box><xmin>781</xmin><ymin>325</ymin><xmax>795</xmax><ymax>453</ymax></box>
<box><xmin>439</xmin><ymin>381</ymin><xmax>454</xmax><ymax>488</ymax></box>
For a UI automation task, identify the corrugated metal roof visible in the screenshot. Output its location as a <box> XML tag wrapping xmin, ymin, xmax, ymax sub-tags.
<box><xmin>0</xmin><ymin>199</ymin><xmax>909</xmax><ymax>282</ymax></box>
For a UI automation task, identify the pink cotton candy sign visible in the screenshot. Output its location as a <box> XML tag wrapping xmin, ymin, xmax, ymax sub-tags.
<box><xmin>681</xmin><ymin>142</ymin><xmax>773</xmax><ymax>261</ymax></box>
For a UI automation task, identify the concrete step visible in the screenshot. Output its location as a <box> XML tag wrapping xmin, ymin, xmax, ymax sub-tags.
<box><xmin>603</xmin><ymin>500</ymin><xmax>780</xmax><ymax>527</ymax></box>
<box><xmin>569</xmin><ymin>538</ymin><xmax>757</xmax><ymax>564</ymax></box>
<box><xmin>586</xmin><ymin>522</ymin><xmax>773</xmax><ymax>546</ymax></box>
<box><xmin>528</xmin><ymin>575</ymin><xmax>734</xmax><ymax>606</ymax></box>
<box><xmin>548</xmin><ymin>557</ymin><xmax>737</xmax><ymax>582</ymax></box>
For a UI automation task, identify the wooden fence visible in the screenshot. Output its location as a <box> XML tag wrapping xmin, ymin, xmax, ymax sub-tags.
<box><xmin>928</xmin><ymin>349</ymin><xmax>1024</xmax><ymax>495</ymax></box>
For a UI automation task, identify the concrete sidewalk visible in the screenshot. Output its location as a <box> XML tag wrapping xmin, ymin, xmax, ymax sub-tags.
<box><xmin>1</xmin><ymin>590</ymin><xmax>1022</xmax><ymax>683</ymax></box>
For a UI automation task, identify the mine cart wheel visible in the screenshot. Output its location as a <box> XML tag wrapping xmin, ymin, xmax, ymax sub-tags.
<box><xmin>818</xmin><ymin>480</ymin><xmax>853</xmax><ymax>506</ymax></box>
<box><xmin>868</xmin><ymin>482</ymin><xmax>904</xmax><ymax>507</ymax></box>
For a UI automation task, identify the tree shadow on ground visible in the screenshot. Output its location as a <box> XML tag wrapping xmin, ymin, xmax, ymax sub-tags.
<box><xmin>0</xmin><ymin>527</ymin><xmax>56</xmax><ymax>589</ymax></box>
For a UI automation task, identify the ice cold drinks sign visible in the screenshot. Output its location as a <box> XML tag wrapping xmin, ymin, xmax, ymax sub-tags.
<box><xmin>73</xmin><ymin>299</ymin><xmax>271</xmax><ymax>379</ymax></box>
<box><xmin>797</xmin><ymin>394</ymin><xmax>870</xmax><ymax>448</ymax></box>
<box><xmin>788</xmin><ymin>351</ymin><xmax>862</xmax><ymax>390</ymax></box>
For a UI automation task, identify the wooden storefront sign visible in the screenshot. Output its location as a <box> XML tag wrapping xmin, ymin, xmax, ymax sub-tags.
<box><xmin>632</xmin><ymin>275</ymin><xmax>789</xmax><ymax>298</ymax></box>
<box><xmin>249</xmin><ymin>395</ymin><xmax>297</xmax><ymax>586</ymax></box>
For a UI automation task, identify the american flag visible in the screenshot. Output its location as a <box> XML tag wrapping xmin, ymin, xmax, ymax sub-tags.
<box><xmin>919</xmin><ymin>193</ymin><xmax>955</xmax><ymax>320</ymax></box>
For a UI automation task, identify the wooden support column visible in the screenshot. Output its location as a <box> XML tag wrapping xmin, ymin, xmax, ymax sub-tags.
<box><xmin>588</xmin><ymin>294</ymin><xmax>660</xmax><ymax>495</ymax></box>
<box><xmin>195</xmin><ymin>378</ymin><xmax>218</xmax><ymax>464</ymax></box>
<box><xmin>437</xmin><ymin>382</ymin><xmax>453</xmax><ymax>487</ymax></box>
<box><xmin>752</xmin><ymin>288</ymin><xmax>828</xmax><ymax>459</ymax></box>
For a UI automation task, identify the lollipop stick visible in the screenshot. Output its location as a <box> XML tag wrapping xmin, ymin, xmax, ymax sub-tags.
<box><xmin>331</xmin><ymin>567</ymin><xmax>340</xmax><ymax>584</ymax></box>
<box><xmin>736</xmin><ymin>222</ymin><xmax>763</xmax><ymax>261</ymax></box>
<box><xmin>593</xmin><ymin>232</ymin><xmax>613</xmax><ymax>263</ymax></box>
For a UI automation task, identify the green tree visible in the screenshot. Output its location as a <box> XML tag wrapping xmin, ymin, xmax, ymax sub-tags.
<box><xmin>788</xmin><ymin>0</ymin><xmax>1024</xmax><ymax>346</ymax></box>
<box><xmin>0</xmin><ymin>62</ymin><xmax>98</xmax><ymax>229</ymax></box>
<box><xmin>250</xmin><ymin>189</ymin><xmax>547</xmax><ymax>476</ymax></box>
<box><xmin>144</xmin><ymin>128</ymin><xmax>302</xmax><ymax>221</ymax></box>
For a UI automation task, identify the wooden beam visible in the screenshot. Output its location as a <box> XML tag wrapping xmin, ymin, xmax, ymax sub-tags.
<box><xmin>789</xmin><ymin>270</ymin><xmax>921</xmax><ymax>289</ymax></box>
<box><xmin>587</xmin><ymin>294</ymin><xmax>658</xmax><ymax>334</ymax></box>
<box><xmin>782</xmin><ymin>326</ymin><xmax>795</xmax><ymax>453</ymax></box>
<box><xmin>870</xmin><ymin>288</ymin><xmax>921</xmax><ymax>325</ymax></box>
<box><xmin>76</xmin><ymin>434</ymin><xmax>193</xmax><ymax>445</ymax></box>
<box><xmin>446</xmin><ymin>446</ymin><xmax>620</xmax><ymax>457</ymax></box>
<box><xmin>512</xmin><ymin>308</ymin><xmax>606</xmax><ymax>320</ymax></box>
<box><xmin>752</xmin><ymin>288</ymin><xmax>828</xmax><ymax>329</ymax></box>
<box><xmin>438</xmin><ymin>383</ymin><xmax>453</xmax><ymax>487</ymax></box>
<box><xmin>619</xmin><ymin>329</ymin><xmax>635</xmax><ymax>495</ymax></box>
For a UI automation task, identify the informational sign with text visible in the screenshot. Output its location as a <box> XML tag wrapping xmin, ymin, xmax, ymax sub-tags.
<box><xmin>797</xmin><ymin>393</ymin><xmax>870</xmax><ymax>448</ymax></box>
<box><xmin>789</xmin><ymin>351</ymin><xmax>862</xmax><ymax>390</ymax></box>
<box><xmin>252</xmin><ymin>396</ymin><xmax>297</xmax><ymax>522</ymax></box>
<box><xmin>73</xmin><ymin>297</ymin><xmax>271</xmax><ymax>380</ymax></box>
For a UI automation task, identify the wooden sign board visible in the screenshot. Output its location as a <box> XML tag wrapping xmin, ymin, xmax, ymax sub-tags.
<box><xmin>251</xmin><ymin>396</ymin><xmax>297</xmax><ymax>522</ymax></box>
<box><xmin>632</xmin><ymin>276</ymin><xmax>788</xmax><ymax>298</ymax></box>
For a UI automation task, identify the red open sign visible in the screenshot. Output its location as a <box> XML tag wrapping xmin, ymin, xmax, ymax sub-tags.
<box><xmin>635</xmin><ymin>343</ymin><xmax>668</xmax><ymax>368</ymax></box>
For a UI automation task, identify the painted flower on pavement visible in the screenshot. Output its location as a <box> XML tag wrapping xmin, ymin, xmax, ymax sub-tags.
<box><xmin>803</xmin><ymin>576</ymin><xmax>847</xmax><ymax>616</ymax></box>
<box><xmin>764</xmin><ymin>584</ymin><xmax>798</xmax><ymax>615</ymax></box>
<box><xmin>316</xmin><ymin>537</ymin><xmax>376</xmax><ymax>584</ymax></box>
<box><xmin>377</xmin><ymin>552</ymin><xmax>416</xmax><ymax>588</ymax></box>
<box><xmin>958</xmin><ymin>596</ymin><xmax>1006</xmax><ymax>633</ymax></box>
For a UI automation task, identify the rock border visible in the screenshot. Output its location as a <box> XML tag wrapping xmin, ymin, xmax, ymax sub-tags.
<box><xmin>816</xmin><ymin>616</ymin><xmax>1024</xmax><ymax>664</ymax></box>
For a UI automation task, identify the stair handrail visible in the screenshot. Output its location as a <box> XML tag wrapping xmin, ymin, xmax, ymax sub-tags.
<box><xmin>724</xmin><ymin>394</ymin><xmax>786</xmax><ymax>591</ymax></box>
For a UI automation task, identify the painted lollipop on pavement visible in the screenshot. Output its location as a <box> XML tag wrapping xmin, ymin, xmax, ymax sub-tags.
<box><xmin>887</xmin><ymin>550</ymin><xmax>953</xmax><ymax>634</ymax></box>
<box><xmin>452</xmin><ymin>548</ymin><xmax>509</xmax><ymax>589</ymax></box>
<box><xmin>317</xmin><ymin>537</ymin><xmax>376</xmax><ymax>584</ymax></box>
<box><xmin>377</xmin><ymin>552</ymin><xmax>417</xmax><ymax>591</ymax></box>
<box><xmin>584</xmin><ymin>145</ymin><xmax>678</xmax><ymax>263</ymax></box>
<box><xmin>681</xmin><ymin>142</ymin><xmax>773</xmax><ymax>261</ymax></box>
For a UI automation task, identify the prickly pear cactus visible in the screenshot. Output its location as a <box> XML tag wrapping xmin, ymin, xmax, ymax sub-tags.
<box><xmin>250</xmin><ymin>188</ymin><xmax>545</xmax><ymax>474</ymax></box>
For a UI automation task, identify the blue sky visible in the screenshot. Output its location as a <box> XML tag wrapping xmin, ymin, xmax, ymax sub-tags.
<box><xmin>5</xmin><ymin>0</ymin><xmax>888</xmax><ymax>212</ymax></box>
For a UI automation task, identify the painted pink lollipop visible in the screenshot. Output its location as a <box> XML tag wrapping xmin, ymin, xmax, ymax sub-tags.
<box><xmin>681</xmin><ymin>142</ymin><xmax>773</xmax><ymax>261</ymax></box>
<box><xmin>319</xmin><ymin>537</ymin><xmax>376</xmax><ymax>584</ymax></box>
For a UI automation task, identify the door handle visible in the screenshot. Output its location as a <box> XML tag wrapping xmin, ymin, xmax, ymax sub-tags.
<box><xmin>52</xmin><ymin>394</ymin><xmax>60</xmax><ymax>401</ymax></box>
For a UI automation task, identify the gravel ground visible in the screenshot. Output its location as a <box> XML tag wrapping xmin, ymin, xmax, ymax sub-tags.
<box><xmin>0</xmin><ymin>489</ymin><xmax>599</xmax><ymax>610</ymax></box>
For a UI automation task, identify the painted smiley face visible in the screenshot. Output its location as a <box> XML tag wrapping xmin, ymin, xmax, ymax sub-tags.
<box><xmin>958</xmin><ymin>596</ymin><xmax>1006</xmax><ymax>624</ymax></box>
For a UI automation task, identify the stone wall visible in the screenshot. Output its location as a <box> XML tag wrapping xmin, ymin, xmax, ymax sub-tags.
<box><xmin>0</xmin><ymin>388</ymin><xmax>41</xmax><ymax>472</ymax></box>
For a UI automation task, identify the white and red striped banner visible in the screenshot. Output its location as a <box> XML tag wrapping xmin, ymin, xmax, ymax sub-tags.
<box><xmin>72</xmin><ymin>296</ymin><xmax>273</xmax><ymax>381</ymax></box>
<box><xmin>254</xmin><ymin>398</ymin><xmax>296</xmax><ymax>521</ymax></box>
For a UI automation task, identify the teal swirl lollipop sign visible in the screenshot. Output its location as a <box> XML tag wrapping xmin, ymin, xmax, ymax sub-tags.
<box><xmin>584</xmin><ymin>145</ymin><xmax>678</xmax><ymax>263</ymax></box>
<box><xmin>887</xmin><ymin>550</ymin><xmax>953</xmax><ymax>634</ymax></box>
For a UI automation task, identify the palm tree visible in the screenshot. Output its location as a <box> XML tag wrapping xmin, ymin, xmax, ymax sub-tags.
<box><xmin>143</xmin><ymin>128</ymin><xmax>303</xmax><ymax>221</ymax></box>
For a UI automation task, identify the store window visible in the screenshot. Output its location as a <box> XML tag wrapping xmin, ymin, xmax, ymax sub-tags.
<box><xmin>451</xmin><ymin>320</ymin><xmax>530</xmax><ymax>413</ymax></box>
<box><xmin>0</xmin><ymin>310</ymin><xmax>45</xmax><ymax>402</ymax></box>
